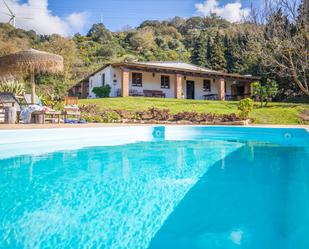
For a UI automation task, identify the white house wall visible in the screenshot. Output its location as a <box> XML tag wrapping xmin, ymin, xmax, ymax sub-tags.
<box><xmin>182</xmin><ymin>76</ymin><xmax>218</xmax><ymax>100</ymax></box>
<box><xmin>88</xmin><ymin>66</ymin><xmax>239</xmax><ymax>99</ymax></box>
<box><xmin>129</xmin><ymin>71</ymin><xmax>176</xmax><ymax>98</ymax></box>
<box><xmin>111</xmin><ymin>67</ymin><xmax>123</xmax><ymax>97</ymax></box>
<box><xmin>89</xmin><ymin>66</ymin><xmax>121</xmax><ymax>98</ymax></box>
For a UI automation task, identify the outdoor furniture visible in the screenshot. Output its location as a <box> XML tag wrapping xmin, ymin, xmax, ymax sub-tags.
<box><xmin>203</xmin><ymin>94</ymin><xmax>218</xmax><ymax>100</ymax></box>
<box><xmin>64</xmin><ymin>96</ymin><xmax>78</xmax><ymax>106</ymax></box>
<box><xmin>31</xmin><ymin>110</ymin><xmax>62</xmax><ymax>124</ymax></box>
<box><xmin>143</xmin><ymin>90</ymin><xmax>166</xmax><ymax>98</ymax></box>
<box><xmin>4</xmin><ymin>106</ymin><xmax>17</xmax><ymax>124</ymax></box>
<box><xmin>31</xmin><ymin>111</ymin><xmax>45</xmax><ymax>124</ymax></box>
<box><xmin>45</xmin><ymin>111</ymin><xmax>62</xmax><ymax>124</ymax></box>
<box><xmin>225</xmin><ymin>94</ymin><xmax>237</xmax><ymax>101</ymax></box>
<box><xmin>0</xmin><ymin>92</ymin><xmax>21</xmax><ymax>123</ymax></box>
<box><xmin>129</xmin><ymin>89</ymin><xmax>143</xmax><ymax>96</ymax></box>
<box><xmin>23</xmin><ymin>93</ymin><xmax>41</xmax><ymax>105</ymax></box>
<box><xmin>23</xmin><ymin>93</ymin><xmax>62</xmax><ymax>124</ymax></box>
<box><xmin>0</xmin><ymin>103</ymin><xmax>4</xmax><ymax>123</ymax></box>
<box><xmin>63</xmin><ymin>96</ymin><xmax>81</xmax><ymax>121</ymax></box>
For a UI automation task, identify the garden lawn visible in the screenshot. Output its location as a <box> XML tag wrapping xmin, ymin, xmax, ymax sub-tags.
<box><xmin>80</xmin><ymin>97</ymin><xmax>309</xmax><ymax>125</ymax></box>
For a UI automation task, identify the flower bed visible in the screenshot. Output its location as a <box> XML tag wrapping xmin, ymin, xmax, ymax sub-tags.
<box><xmin>79</xmin><ymin>105</ymin><xmax>250</xmax><ymax>125</ymax></box>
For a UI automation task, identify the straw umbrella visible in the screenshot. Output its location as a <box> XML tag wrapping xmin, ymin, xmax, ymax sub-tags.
<box><xmin>0</xmin><ymin>49</ymin><xmax>64</xmax><ymax>103</ymax></box>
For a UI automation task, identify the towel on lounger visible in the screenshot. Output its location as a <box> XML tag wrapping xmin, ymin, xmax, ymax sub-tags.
<box><xmin>20</xmin><ymin>105</ymin><xmax>43</xmax><ymax>124</ymax></box>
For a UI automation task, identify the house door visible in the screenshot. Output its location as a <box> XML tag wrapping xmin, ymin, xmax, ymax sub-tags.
<box><xmin>237</xmin><ymin>86</ymin><xmax>245</xmax><ymax>96</ymax></box>
<box><xmin>231</xmin><ymin>84</ymin><xmax>237</xmax><ymax>96</ymax></box>
<box><xmin>186</xmin><ymin>81</ymin><xmax>195</xmax><ymax>99</ymax></box>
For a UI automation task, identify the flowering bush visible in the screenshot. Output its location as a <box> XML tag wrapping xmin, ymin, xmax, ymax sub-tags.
<box><xmin>80</xmin><ymin>104</ymin><xmax>248</xmax><ymax>124</ymax></box>
<box><xmin>148</xmin><ymin>107</ymin><xmax>170</xmax><ymax>120</ymax></box>
<box><xmin>172</xmin><ymin>111</ymin><xmax>200</xmax><ymax>122</ymax></box>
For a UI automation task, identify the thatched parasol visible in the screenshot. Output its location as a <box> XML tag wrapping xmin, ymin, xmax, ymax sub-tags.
<box><xmin>0</xmin><ymin>49</ymin><xmax>64</xmax><ymax>103</ymax></box>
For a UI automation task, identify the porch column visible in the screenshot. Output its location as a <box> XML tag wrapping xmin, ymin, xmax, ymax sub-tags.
<box><xmin>121</xmin><ymin>68</ymin><xmax>129</xmax><ymax>97</ymax></box>
<box><xmin>80</xmin><ymin>83</ymin><xmax>84</xmax><ymax>98</ymax></box>
<box><xmin>175</xmin><ymin>74</ymin><xmax>183</xmax><ymax>99</ymax></box>
<box><xmin>244</xmin><ymin>83</ymin><xmax>251</xmax><ymax>97</ymax></box>
<box><xmin>217</xmin><ymin>78</ymin><xmax>225</xmax><ymax>101</ymax></box>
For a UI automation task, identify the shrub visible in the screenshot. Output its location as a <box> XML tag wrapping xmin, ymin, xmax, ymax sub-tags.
<box><xmin>199</xmin><ymin>113</ymin><xmax>216</xmax><ymax>122</ymax></box>
<box><xmin>79</xmin><ymin>104</ymin><xmax>101</xmax><ymax>114</ymax></box>
<box><xmin>93</xmin><ymin>85</ymin><xmax>111</xmax><ymax>98</ymax></box>
<box><xmin>148</xmin><ymin>107</ymin><xmax>170</xmax><ymax>120</ymax></box>
<box><xmin>0</xmin><ymin>80</ymin><xmax>25</xmax><ymax>96</ymax></box>
<box><xmin>253</xmin><ymin>79</ymin><xmax>278</xmax><ymax>107</ymax></box>
<box><xmin>219</xmin><ymin>113</ymin><xmax>239</xmax><ymax>122</ymax></box>
<box><xmin>102</xmin><ymin>110</ymin><xmax>121</xmax><ymax>123</ymax></box>
<box><xmin>133</xmin><ymin>111</ymin><xmax>144</xmax><ymax>120</ymax></box>
<box><xmin>114</xmin><ymin>109</ymin><xmax>131</xmax><ymax>119</ymax></box>
<box><xmin>238</xmin><ymin>98</ymin><xmax>254</xmax><ymax>120</ymax></box>
<box><xmin>81</xmin><ymin>113</ymin><xmax>104</xmax><ymax>123</ymax></box>
<box><xmin>172</xmin><ymin>111</ymin><xmax>200</xmax><ymax>122</ymax></box>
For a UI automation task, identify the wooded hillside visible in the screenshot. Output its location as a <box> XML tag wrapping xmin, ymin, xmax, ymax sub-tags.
<box><xmin>0</xmin><ymin>0</ymin><xmax>308</xmax><ymax>102</ymax></box>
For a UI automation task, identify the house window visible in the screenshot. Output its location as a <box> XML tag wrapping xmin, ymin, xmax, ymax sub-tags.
<box><xmin>161</xmin><ymin>75</ymin><xmax>170</xmax><ymax>89</ymax></box>
<box><xmin>203</xmin><ymin>79</ymin><xmax>211</xmax><ymax>92</ymax></box>
<box><xmin>132</xmin><ymin>73</ymin><xmax>142</xmax><ymax>87</ymax></box>
<box><xmin>102</xmin><ymin>73</ymin><xmax>105</xmax><ymax>86</ymax></box>
<box><xmin>90</xmin><ymin>79</ymin><xmax>93</xmax><ymax>88</ymax></box>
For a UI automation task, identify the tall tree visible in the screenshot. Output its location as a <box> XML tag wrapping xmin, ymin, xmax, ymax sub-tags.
<box><xmin>191</xmin><ymin>31</ymin><xmax>207</xmax><ymax>66</ymax></box>
<box><xmin>206</xmin><ymin>37</ymin><xmax>212</xmax><ymax>67</ymax></box>
<box><xmin>87</xmin><ymin>23</ymin><xmax>113</xmax><ymax>43</ymax></box>
<box><xmin>210</xmin><ymin>32</ymin><xmax>227</xmax><ymax>71</ymax></box>
<box><xmin>262</xmin><ymin>0</ymin><xmax>309</xmax><ymax>96</ymax></box>
<box><xmin>224</xmin><ymin>35</ymin><xmax>240</xmax><ymax>73</ymax></box>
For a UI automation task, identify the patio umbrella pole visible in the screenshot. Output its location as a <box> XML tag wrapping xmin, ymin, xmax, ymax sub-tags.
<box><xmin>30</xmin><ymin>69</ymin><xmax>35</xmax><ymax>104</ymax></box>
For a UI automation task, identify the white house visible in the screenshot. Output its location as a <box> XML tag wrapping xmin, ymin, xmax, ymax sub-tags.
<box><xmin>69</xmin><ymin>62</ymin><xmax>258</xmax><ymax>100</ymax></box>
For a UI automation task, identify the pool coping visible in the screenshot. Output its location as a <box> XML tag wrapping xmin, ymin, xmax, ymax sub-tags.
<box><xmin>0</xmin><ymin>123</ymin><xmax>308</xmax><ymax>132</ymax></box>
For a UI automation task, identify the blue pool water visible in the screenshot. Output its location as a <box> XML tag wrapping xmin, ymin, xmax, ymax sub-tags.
<box><xmin>0</xmin><ymin>126</ymin><xmax>308</xmax><ymax>249</ymax></box>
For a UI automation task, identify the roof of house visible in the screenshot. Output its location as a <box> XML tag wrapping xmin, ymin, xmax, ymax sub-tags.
<box><xmin>131</xmin><ymin>61</ymin><xmax>218</xmax><ymax>73</ymax></box>
<box><xmin>72</xmin><ymin>61</ymin><xmax>259</xmax><ymax>89</ymax></box>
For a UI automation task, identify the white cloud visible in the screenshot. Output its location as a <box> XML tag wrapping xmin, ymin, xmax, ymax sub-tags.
<box><xmin>0</xmin><ymin>0</ymin><xmax>88</xmax><ymax>36</ymax></box>
<box><xmin>66</xmin><ymin>12</ymin><xmax>88</xmax><ymax>31</ymax></box>
<box><xmin>195</xmin><ymin>0</ymin><xmax>250</xmax><ymax>23</ymax></box>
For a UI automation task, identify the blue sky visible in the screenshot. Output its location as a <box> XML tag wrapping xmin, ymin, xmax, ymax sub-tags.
<box><xmin>1</xmin><ymin>0</ymin><xmax>260</xmax><ymax>35</ymax></box>
<box><xmin>47</xmin><ymin>0</ymin><xmax>257</xmax><ymax>30</ymax></box>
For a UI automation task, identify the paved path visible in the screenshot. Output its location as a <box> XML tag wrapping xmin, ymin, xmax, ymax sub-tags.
<box><xmin>0</xmin><ymin>123</ymin><xmax>308</xmax><ymax>131</ymax></box>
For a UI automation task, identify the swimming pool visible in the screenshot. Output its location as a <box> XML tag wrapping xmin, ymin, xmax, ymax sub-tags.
<box><xmin>0</xmin><ymin>126</ymin><xmax>308</xmax><ymax>248</ymax></box>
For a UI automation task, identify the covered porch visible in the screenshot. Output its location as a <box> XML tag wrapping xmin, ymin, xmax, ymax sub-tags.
<box><xmin>117</xmin><ymin>64</ymin><xmax>257</xmax><ymax>101</ymax></box>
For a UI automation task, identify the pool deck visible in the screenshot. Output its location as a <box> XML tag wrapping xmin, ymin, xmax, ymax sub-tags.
<box><xmin>0</xmin><ymin>123</ymin><xmax>309</xmax><ymax>131</ymax></box>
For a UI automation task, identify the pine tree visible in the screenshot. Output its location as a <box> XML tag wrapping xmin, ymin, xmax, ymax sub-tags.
<box><xmin>210</xmin><ymin>32</ymin><xmax>227</xmax><ymax>71</ymax></box>
<box><xmin>206</xmin><ymin>37</ymin><xmax>212</xmax><ymax>68</ymax></box>
<box><xmin>191</xmin><ymin>31</ymin><xmax>207</xmax><ymax>66</ymax></box>
<box><xmin>224</xmin><ymin>35</ymin><xmax>242</xmax><ymax>73</ymax></box>
<box><xmin>224</xmin><ymin>35</ymin><xmax>233</xmax><ymax>73</ymax></box>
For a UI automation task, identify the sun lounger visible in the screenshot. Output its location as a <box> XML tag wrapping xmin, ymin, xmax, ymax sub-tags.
<box><xmin>63</xmin><ymin>97</ymin><xmax>81</xmax><ymax>121</ymax></box>
<box><xmin>23</xmin><ymin>93</ymin><xmax>63</xmax><ymax>124</ymax></box>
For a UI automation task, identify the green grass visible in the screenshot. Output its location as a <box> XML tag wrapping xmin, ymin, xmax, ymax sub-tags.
<box><xmin>80</xmin><ymin>97</ymin><xmax>309</xmax><ymax>125</ymax></box>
